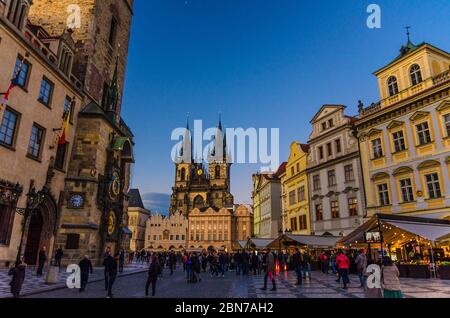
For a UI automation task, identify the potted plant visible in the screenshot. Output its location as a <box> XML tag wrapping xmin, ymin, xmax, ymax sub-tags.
<box><xmin>439</xmin><ymin>262</ymin><xmax>450</xmax><ymax>280</ymax></box>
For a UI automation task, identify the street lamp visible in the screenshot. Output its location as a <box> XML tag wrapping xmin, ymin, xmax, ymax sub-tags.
<box><xmin>15</xmin><ymin>185</ymin><xmax>50</xmax><ymax>264</ymax></box>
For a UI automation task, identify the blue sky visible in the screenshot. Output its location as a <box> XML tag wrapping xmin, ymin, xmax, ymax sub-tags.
<box><xmin>121</xmin><ymin>0</ymin><xmax>450</xmax><ymax>213</ymax></box>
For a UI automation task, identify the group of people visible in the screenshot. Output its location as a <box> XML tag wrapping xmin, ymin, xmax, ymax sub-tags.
<box><xmin>7</xmin><ymin>245</ymin><xmax>404</xmax><ymax>299</ymax></box>
<box><xmin>317</xmin><ymin>249</ymin><xmax>403</xmax><ymax>298</ymax></box>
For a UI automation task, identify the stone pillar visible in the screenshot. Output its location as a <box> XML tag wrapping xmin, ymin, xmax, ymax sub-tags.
<box><xmin>405</xmin><ymin>121</ymin><xmax>417</xmax><ymax>157</ymax></box>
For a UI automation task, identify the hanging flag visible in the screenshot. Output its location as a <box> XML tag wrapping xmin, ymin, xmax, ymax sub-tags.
<box><xmin>1</xmin><ymin>56</ymin><xmax>27</xmax><ymax>111</ymax></box>
<box><xmin>58</xmin><ymin>109</ymin><xmax>71</xmax><ymax>145</ymax></box>
<box><xmin>57</xmin><ymin>97</ymin><xmax>75</xmax><ymax>145</ymax></box>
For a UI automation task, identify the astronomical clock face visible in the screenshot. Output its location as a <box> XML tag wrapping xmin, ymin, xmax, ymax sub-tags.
<box><xmin>107</xmin><ymin>211</ymin><xmax>116</xmax><ymax>236</ymax></box>
<box><xmin>68</xmin><ymin>194</ymin><xmax>84</xmax><ymax>208</ymax></box>
<box><xmin>109</xmin><ymin>171</ymin><xmax>121</xmax><ymax>199</ymax></box>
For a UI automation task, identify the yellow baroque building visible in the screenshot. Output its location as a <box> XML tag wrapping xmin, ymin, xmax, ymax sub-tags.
<box><xmin>357</xmin><ymin>40</ymin><xmax>450</xmax><ymax>219</ymax></box>
<box><xmin>280</xmin><ymin>142</ymin><xmax>311</xmax><ymax>234</ymax></box>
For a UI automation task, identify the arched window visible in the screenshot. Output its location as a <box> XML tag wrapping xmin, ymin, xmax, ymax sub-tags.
<box><xmin>193</xmin><ymin>195</ymin><xmax>204</xmax><ymax>209</ymax></box>
<box><xmin>387</xmin><ymin>76</ymin><xmax>399</xmax><ymax>96</ymax></box>
<box><xmin>410</xmin><ymin>64</ymin><xmax>423</xmax><ymax>86</ymax></box>
<box><xmin>215</xmin><ymin>166</ymin><xmax>221</xmax><ymax>179</ymax></box>
<box><xmin>180</xmin><ymin>168</ymin><xmax>186</xmax><ymax>181</ymax></box>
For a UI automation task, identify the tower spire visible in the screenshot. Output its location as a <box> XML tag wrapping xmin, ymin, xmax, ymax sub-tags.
<box><xmin>406</xmin><ymin>26</ymin><xmax>411</xmax><ymax>43</ymax></box>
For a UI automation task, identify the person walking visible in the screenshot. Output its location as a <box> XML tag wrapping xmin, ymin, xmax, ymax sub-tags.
<box><xmin>103</xmin><ymin>248</ymin><xmax>118</xmax><ymax>298</ymax></box>
<box><xmin>355</xmin><ymin>249</ymin><xmax>368</xmax><ymax>288</ymax></box>
<box><xmin>54</xmin><ymin>247</ymin><xmax>63</xmax><ymax>269</ymax></box>
<box><xmin>261</xmin><ymin>248</ymin><xmax>276</xmax><ymax>291</ymax></box>
<box><xmin>336</xmin><ymin>250</ymin><xmax>350</xmax><ymax>289</ymax></box>
<box><xmin>330</xmin><ymin>251</ymin><xmax>337</xmax><ymax>275</ymax></box>
<box><xmin>36</xmin><ymin>246</ymin><xmax>47</xmax><ymax>277</ymax></box>
<box><xmin>293</xmin><ymin>248</ymin><xmax>303</xmax><ymax>286</ymax></box>
<box><xmin>119</xmin><ymin>249</ymin><xmax>125</xmax><ymax>273</ymax></box>
<box><xmin>320</xmin><ymin>251</ymin><xmax>329</xmax><ymax>274</ymax></box>
<box><xmin>169</xmin><ymin>251</ymin><xmax>176</xmax><ymax>275</ymax></box>
<box><xmin>191</xmin><ymin>252</ymin><xmax>202</xmax><ymax>283</ymax></box>
<box><xmin>302</xmin><ymin>251</ymin><xmax>312</xmax><ymax>281</ymax></box>
<box><xmin>234</xmin><ymin>251</ymin><xmax>242</xmax><ymax>275</ymax></box>
<box><xmin>145</xmin><ymin>255</ymin><xmax>161</xmax><ymax>297</ymax></box>
<box><xmin>78</xmin><ymin>255</ymin><xmax>93</xmax><ymax>292</ymax></box>
<box><xmin>9</xmin><ymin>259</ymin><xmax>26</xmax><ymax>298</ymax></box>
<box><xmin>381</xmin><ymin>256</ymin><xmax>403</xmax><ymax>298</ymax></box>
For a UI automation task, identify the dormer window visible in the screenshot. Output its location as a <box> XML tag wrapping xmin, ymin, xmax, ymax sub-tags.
<box><xmin>387</xmin><ymin>76</ymin><xmax>399</xmax><ymax>96</ymax></box>
<box><xmin>7</xmin><ymin>0</ymin><xmax>30</xmax><ymax>30</ymax></box>
<box><xmin>410</xmin><ymin>64</ymin><xmax>423</xmax><ymax>86</ymax></box>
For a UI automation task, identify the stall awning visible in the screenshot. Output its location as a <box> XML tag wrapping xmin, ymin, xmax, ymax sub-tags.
<box><xmin>247</xmin><ymin>238</ymin><xmax>277</xmax><ymax>249</ymax></box>
<box><xmin>382</xmin><ymin>217</ymin><xmax>450</xmax><ymax>242</ymax></box>
<box><xmin>271</xmin><ymin>234</ymin><xmax>342</xmax><ymax>249</ymax></box>
<box><xmin>340</xmin><ymin>214</ymin><xmax>450</xmax><ymax>245</ymax></box>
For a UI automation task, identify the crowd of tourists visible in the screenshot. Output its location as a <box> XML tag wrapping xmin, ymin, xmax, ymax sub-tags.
<box><xmin>6</xmin><ymin>246</ymin><xmax>404</xmax><ymax>299</ymax></box>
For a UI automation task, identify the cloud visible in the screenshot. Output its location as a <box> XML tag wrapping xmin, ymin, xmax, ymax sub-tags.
<box><xmin>142</xmin><ymin>192</ymin><xmax>170</xmax><ymax>216</ymax></box>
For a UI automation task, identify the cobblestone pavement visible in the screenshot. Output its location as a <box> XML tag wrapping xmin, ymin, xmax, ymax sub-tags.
<box><xmin>22</xmin><ymin>267</ymin><xmax>450</xmax><ymax>298</ymax></box>
<box><xmin>0</xmin><ymin>262</ymin><xmax>148</xmax><ymax>298</ymax></box>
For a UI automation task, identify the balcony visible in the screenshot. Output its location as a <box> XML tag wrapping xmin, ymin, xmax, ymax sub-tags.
<box><xmin>360</xmin><ymin>69</ymin><xmax>450</xmax><ymax>118</ymax></box>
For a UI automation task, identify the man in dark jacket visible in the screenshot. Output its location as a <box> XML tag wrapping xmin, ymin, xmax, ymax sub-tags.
<box><xmin>103</xmin><ymin>248</ymin><xmax>118</xmax><ymax>298</ymax></box>
<box><xmin>169</xmin><ymin>251</ymin><xmax>176</xmax><ymax>275</ymax></box>
<box><xmin>9</xmin><ymin>260</ymin><xmax>26</xmax><ymax>298</ymax></box>
<box><xmin>36</xmin><ymin>246</ymin><xmax>47</xmax><ymax>277</ymax></box>
<box><xmin>54</xmin><ymin>247</ymin><xmax>63</xmax><ymax>269</ymax></box>
<box><xmin>234</xmin><ymin>252</ymin><xmax>241</xmax><ymax>275</ymax></box>
<box><xmin>79</xmin><ymin>255</ymin><xmax>93</xmax><ymax>292</ymax></box>
<box><xmin>302</xmin><ymin>251</ymin><xmax>312</xmax><ymax>280</ymax></box>
<box><xmin>119</xmin><ymin>249</ymin><xmax>125</xmax><ymax>273</ymax></box>
<box><xmin>293</xmin><ymin>248</ymin><xmax>303</xmax><ymax>286</ymax></box>
<box><xmin>145</xmin><ymin>255</ymin><xmax>161</xmax><ymax>297</ymax></box>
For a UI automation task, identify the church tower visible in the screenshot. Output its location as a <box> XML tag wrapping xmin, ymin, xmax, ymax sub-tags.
<box><xmin>170</xmin><ymin>117</ymin><xmax>234</xmax><ymax>217</ymax></box>
<box><xmin>26</xmin><ymin>0</ymin><xmax>135</xmax><ymax>265</ymax></box>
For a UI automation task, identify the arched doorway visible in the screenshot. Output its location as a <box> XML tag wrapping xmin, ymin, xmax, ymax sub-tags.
<box><xmin>24</xmin><ymin>210</ymin><xmax>43</xmax><ymax>265</ymax></box>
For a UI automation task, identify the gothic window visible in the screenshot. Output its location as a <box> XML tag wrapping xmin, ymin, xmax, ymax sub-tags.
<box><xmin>7</xmin><ymin>0</ymin><xmax>29</xmax><ymax>29</ymax></box>
<box><xmin>215</xmin><ymin>166</ymin><xmax>220</xmax><ymax>179</ymax></box>
<box><xmin>109</xmin><ymin>16</ymin><xmax>118</xmax><ymax>47</ymax></box>
<box><xmin>387</xmin><ymin>76</ymin><xmax>399</xmax><ymax>96</ymax></box>
<box><xmin>193</xmin><ymin>195</ymin><xmax>204</xmax><ymax>209</ymax></box>
<box><xmin>410</xmin><ymin>64</ymin><xmax>423</xmax><ymax>86</ymax></box>
<box><xmin>180</xmin><ymin>168</ymin><xmax>186</xmax><ymax>181</ymax></box>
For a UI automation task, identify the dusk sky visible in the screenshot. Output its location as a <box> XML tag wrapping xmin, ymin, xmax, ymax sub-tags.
<box><xmin>120</xmin><ymin>0</ymin><xmax>450</xmax><ymax>213</ymax></box>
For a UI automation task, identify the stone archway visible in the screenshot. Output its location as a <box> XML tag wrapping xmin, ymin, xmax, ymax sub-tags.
<box><xmin>23</xmin><ymin>194</ymin><xmax>58</xmax><ymax>265</ymax></box>
<box><xmin>24</xmin><ymin>210</ymin><xmax>43</xmax><ymax>265</ymax></box>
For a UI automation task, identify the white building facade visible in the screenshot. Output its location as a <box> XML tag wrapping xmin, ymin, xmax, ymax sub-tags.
<box><xmin>307</xmin><ymin>105</ymin><xmax>366</xmax><ymax>236</ymax></box>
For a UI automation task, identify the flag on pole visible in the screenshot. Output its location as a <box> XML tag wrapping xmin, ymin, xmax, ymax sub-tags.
<box><xmin>58</xmin><ymin>110</ymin><xmax>71</xmax><ymax>145</ymax></box>
<box><xmin>1</xmin><ymin>56</ymin><xmax>27</xmax><ymax>110</ymax></box>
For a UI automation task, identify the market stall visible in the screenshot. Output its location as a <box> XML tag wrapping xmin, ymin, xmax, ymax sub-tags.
<box><xmin>339</xmin><ymin>213</ymin><xmax>450</xmax><ymax>279</ymax></box>
<box><xmin>269</xmin><ymin>234</ymin><xmax>342</xmax><ymax>270</ymax></box>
